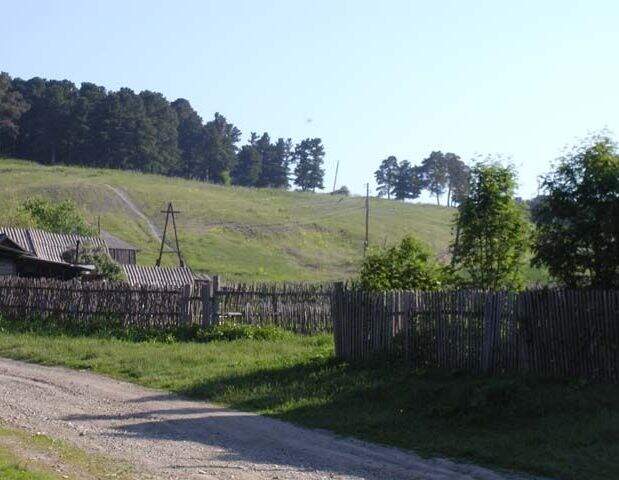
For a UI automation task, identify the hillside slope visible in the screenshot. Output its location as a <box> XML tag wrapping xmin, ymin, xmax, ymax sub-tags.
<box><xmin>0</xmin><ymin>158</ymin><xmax>455</xmax><ymax>281</ymax></box>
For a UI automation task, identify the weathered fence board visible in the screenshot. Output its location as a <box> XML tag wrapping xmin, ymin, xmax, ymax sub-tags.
<box><xmin>332</xmin><ymin>286</ymin><xmax>619</xmax><ymax>382</ymax></box>
<box><xmin>0</xmin><ymin>276</ymin><xmax>334</xmax><ymax>334</ymax></box>
<box><xmin>210</xmin><ymin>279</ymin><xmax>333</xmax><ymax>334</ymax></box>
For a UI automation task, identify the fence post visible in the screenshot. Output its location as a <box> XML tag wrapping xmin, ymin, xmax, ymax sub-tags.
<box><xmin>332</xmin><ymin>282</ymin><xmax>344</xmax><ymax>358</ymax></box>
<box><xmin>482</xmin><ymin>292</ymin><xmax>502</xmax><ymax>373</ymax></box>
<box><xmin>211</xmin><ymin>275</ymin><xmax>220</xmax><ymax>326</ymax></box>
<box><xmin>180</xmin><ymin>284</ymin><xmax>192</xmax><ymax>326</ymax></box>
<box><xmin>200</xmin><ymin>279</ymin><xmax>213</xmax><ymax>328</ymax></box>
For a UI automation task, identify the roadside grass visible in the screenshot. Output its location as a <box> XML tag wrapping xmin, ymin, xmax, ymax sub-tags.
<box><xmin>0</xmin><ymin>424</ymin><xmax>134</xmax><ymax>479</ymax></box>
<box><xmin>0</xmin><ymin>447</ymin><xmax>58</xmax><ymax>480</ymax></box>
<box><xmin>0</xmin><ymin>326</ymin><xmax>616</xmax><ymax>480</ymax></box>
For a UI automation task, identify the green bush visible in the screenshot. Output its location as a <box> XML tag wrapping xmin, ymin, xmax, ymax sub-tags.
<box><xmin>61</xmin><ymin>243</ymin><xmax>124</xmax><ymax>281</ymax></box>
<box><xmin>359</xmin><ymin>236</ymin><xmax>448</xmax><ymax>291</ymax></box>
<box><xmin>18</xmin><ymin>197</ymin><xmax>94</xmax><ymax>235</ymax></box>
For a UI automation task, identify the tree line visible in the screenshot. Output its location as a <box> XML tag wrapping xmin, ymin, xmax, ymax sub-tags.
<box><xmin>363</xmin><ymin>135</ymin><xmax>619</xmax><ymax>290</ymax></box>
<box><xmin>0</xmin><ymin>72</ymin><xmax>325</xmax><ymax>191</ymax></box>
<box><xmin>374</xmin><ymin>151</ymin><xmax>470</xmax><ymax>205</ymax></box>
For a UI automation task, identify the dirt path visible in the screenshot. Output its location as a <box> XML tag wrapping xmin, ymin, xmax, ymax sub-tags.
<box><xmin>0</xmin><ymin>358</ymin><xmax>539</xmax><ymax>480</ymax></box>
<box><xmin>105</xmin><ymin>184</ymin><xmax>164</xmax><ymax>243</ymax></box>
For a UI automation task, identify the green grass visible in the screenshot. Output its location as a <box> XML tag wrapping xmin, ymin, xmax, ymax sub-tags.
<box><xmin>0</xmin><ymin>424</ymin><xmax>134</xmax><ymax>479</ymax></box>
<box><xmin>0</xmin><ymin>157</ymin><xmax>456</xmax><ymax>281</ymax></box>
<box><xmin>0</xmin><ymin>327</ymin><xmax>616</xmax><ymax>480</ymax></box>
<box><xmin>0</xmin><ymin>448</ymin><xmax>58</xmax><ymax>480</ymax></box>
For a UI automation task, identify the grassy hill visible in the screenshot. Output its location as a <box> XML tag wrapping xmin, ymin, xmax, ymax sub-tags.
<box><xmin>0</xmin><ymin>158</ymin><xmax>455</xmax><ymax>281</ymax></box>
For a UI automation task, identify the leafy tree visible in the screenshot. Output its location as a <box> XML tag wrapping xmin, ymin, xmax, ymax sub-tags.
<box><xmin>0</xmin><ymin>72</ymin><xmax>30</xmax><ymax>155</ymax></box>
<box><xmin>232</xmin><ymin>144</ymin><xmax>262</xmax><ymax>186</ymax></box>
<box><xmin>19</xmin><ymin>197</ymin><xmax>94</xmax><ymax>236</ymax></box>
<box><xmin>420</xmin><ymin>151</ymin><xmax>449</xmax><ymax>205</ymax></box>
<box><xmin>293</xmin><ymin>138</ymin><xmax>325</xmax><ymax>191</ymax></box>
<box><xmin>392</xmin><ymin>161</ymin><xmax>423</xmax><ymax>201</ymax></box>
<box><xmin>360</xmin><ymin>236</ymin><xmax>445</xmax><ymax>291</ymax></box>
<box><xmin>531</xmin><ymin>137</ymin><xmax>619</xmax><ymax>288</ymax></box>
<box><xmin>374</xmin><ymin>156</ymin><xmax>399</xmax><ymax>199</ymax></box>
<box><xmin>444</xmin><ymin>153</ymin><xmax>470</xmax><ymax>206</ymax></box>
<box><xmin>451</xmin><ymin>162</ymin><xmax>529</xmax><ymax>290</ymax></box>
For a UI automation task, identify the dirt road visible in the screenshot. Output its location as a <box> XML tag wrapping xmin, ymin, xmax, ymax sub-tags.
<box><xmin>0</xmin><ymin>358</ymin><xmax>537</xmax><ymax>480</ymax></box>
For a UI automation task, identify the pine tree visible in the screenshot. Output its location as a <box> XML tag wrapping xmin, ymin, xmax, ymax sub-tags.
<box><xmin>171</xmin><ymin>98</ymin><xmax>205</xmax><ymax>178</ymax></box>
<box><xmin>374</xmin><ymin>156</ymin><xmax>399</xmax><ymax>199</ymax></box>
<box><xmin>270</xmin><ymin>138</ymin><xmax>292</xmax><ymax>188</ymax></box>
<box><xmin>0</xmin><ymin>72</ymin><xmax>29</xmax><ymax>155</ymax></box>
<box><xmin>139</xmin><ymin>90</ymin><xmax>180</xmax><ymax>174</ymax></box>
<box><xmin>14</xmin><ymin>77</ymin><xmax>78</xmax><ymax>165</ymax></box>
<box><xmin>233</xmin><ymin>145</ymin><xmax>262</xmax><ymax>186</ymax></box>
<box><xmin>201</xmin><ymin>113</ymin><xmax>241</xmax><ymax>184</ymax></box>
<box><xmin>65</xmin><ymin>82</ymin><xmax>106</xmax><ymax>165</ymax></box>
<box><xmin>293</xmin><ymin>138</ymin><xmax>325</xmax><ymax>191</ymax></box>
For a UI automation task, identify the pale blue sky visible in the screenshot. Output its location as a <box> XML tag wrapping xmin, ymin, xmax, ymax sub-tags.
<box><xmin>3</xmin><ymin>0</ymin><xmax>618</xmax><ymax>198</ymax></box>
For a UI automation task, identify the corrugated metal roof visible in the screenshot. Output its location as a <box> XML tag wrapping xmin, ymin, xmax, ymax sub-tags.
<box><xmin>122</xmin><ymin>264</ymin><xmax>195</xmax><ymax>287</ymax></box>
<box><xmin>0</xmin><ymin>228</ymin><xmax>107</xmax><ymax>264</ymax></box>
<box><xmin>0</xmin><ymin>234</ymin><xmax>28</xmax><ymax>253</ymax></box>
<box><xmin>28</xmin><ymin>229</ymin><xmax>107</xmax><ymax>263</ymax></box>
<box><xmin>0</xmin><ymin>227</ymin><xmax>34</xmax><ymax>253</ymax></box>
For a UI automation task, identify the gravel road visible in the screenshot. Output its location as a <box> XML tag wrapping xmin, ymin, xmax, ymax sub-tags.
<box><xmin>0</xmin><ymin>358</ymin><xmax>538</xmax><ymax>480</ymax></box>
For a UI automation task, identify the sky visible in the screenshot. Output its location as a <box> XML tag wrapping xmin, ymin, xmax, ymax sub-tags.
<box><xmin>2</xmin><ymin>0</ymin><xmax>618</xmax><ymax>199</ymax></box>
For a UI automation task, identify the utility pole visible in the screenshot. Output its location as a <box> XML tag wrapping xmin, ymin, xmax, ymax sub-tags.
<box><xmin>156</xmin><ymin>202</ymin><xmax>185</xmax><ymax>267</ymax></box>
<box><xmin>332</xmin><ymin>159</ymin><xmax>340</xmax><ymax>193</ymax></box>
<box><xmin>364</xmin><ymin>183</ymin><xmax>370</xmax><ymax>255</ymax></box>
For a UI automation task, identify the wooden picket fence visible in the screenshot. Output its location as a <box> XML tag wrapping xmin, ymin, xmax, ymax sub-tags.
<box><xmin>332</xmin><ymin>286</ymin><xmax>619</xmax><ymax>381</ymax></box>
<box><xmin>0</xmin><ymin>277</ymin><xmax>192</xmax><ymax>329</ymax></box>
<box><xmin>0</xmin><ymin>276</ymin><xmax>333</xmax><ymax>334</ymax></box>
<box><xmin>199</xmin><ymin>277</ymin><xmax>333</xmax><ymax>334</ymax></box>
<box><xmin>2</xmin><ymin>276</ymin><xmax>617</xmax><ymax>381</ymax></box>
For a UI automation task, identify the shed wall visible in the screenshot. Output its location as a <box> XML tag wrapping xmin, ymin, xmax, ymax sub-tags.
<box><xmin>0</xmin><ymin>257</ymin><xmax>17</xmax><ymax>276</ymax></box>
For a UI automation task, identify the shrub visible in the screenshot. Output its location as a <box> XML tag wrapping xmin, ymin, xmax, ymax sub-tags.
<box><xmin>18</xmin><ymin>197</ymin><xmax>94</xmax><ymax>235</ymax></box>
<box><xmin>61</xmin><ymin>243</ymin><xmax>125</xmax><ymax>281</ymax></box>
<box><xmin>330</xmin><ymin>186</ymin><xmax>350</xmax><ymax>196</ymax></box>
<box><xmin>359</xmin><ymin>236</ymin><xmax>447</xmax><ymax>291</ymax></box>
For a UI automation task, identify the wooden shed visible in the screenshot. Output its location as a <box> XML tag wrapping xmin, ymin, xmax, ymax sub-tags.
<box><xmin>100</xmin><ymin>230</ymin><xmax>139</xmax><ymax>265</ymax></box>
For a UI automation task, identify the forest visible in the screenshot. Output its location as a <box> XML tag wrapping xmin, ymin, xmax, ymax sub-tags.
<box><xmin>0</xmin><ymin>72</ymin><xmax>325</xmax><ymax>191</ymax></box>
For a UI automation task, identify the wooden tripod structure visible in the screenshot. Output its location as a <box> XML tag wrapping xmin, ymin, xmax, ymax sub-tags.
<box><xmin>155</xmin><ymin>202</ymin><xmax>185</xmax><ymax>267</ymax></box>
